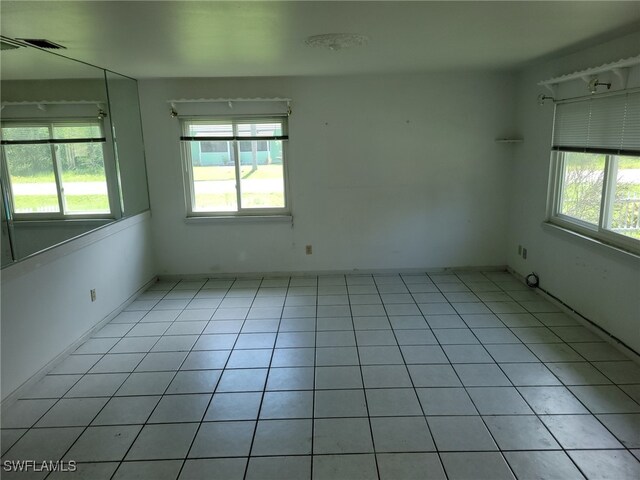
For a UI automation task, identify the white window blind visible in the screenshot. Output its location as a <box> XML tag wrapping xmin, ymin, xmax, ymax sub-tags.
<box><xmin>180</xmin><ymin>117</ymin><xmax>288</xmax><ymax>142</ymax></box>
<box><xmin>552</xmin><ymin>91</ymin><xmax>640</xmax><ymax>154</ymax></box>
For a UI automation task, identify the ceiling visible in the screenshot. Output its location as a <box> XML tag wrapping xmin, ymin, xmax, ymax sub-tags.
<box><xmin>1</xmin><ymin>1</ymin><xmax>640</xmax><ymax>79</ymax></box>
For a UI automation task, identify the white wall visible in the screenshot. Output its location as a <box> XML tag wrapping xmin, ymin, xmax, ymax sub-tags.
<box><xmin>507</xmin><ymin>31</ymin><xmax>640</xmax><ymax>353</ymax></box>
<box><xmin>1</xmin><ymin>213</ymin><xmax>155</xmax><ymax>400</ymax></box>
<box><xmin>139</xmin><ymin>73</ymin><xmax>516</xmax><ymax>275</ymax></box>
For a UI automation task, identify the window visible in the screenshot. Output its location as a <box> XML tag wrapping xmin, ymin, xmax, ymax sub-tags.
<box><xmin>200</xmin><ymin>141</ymin><xmax>229</xmax><ymax>153</ymax></box>
<box><xmin>548</xmin><ymin>91</ymin><xmax>640</xmax><ymax>253</ymax></box>
<box><xmin>1</xmin><ymin>120</ymin><xmax>113</xmax><ymax>218</ymax></box>
<box><xmin>239</xmin><ymin>140</ymin><xmax>268</xmax><ymax>152</ymax></box>
<box><xmin>180</xmin><ymin>117</ymin><xmax>289</xmax><ymax>216</ymax></box>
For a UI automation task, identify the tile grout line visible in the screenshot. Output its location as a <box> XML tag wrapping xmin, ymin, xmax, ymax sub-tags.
<box><xmin>456</xmin><ymin>273</ymin><xmax>592</xmax><ymax>479</ymax></box>
<box><xmin>2</xmin><ymin>293</ymin><xmax>165</xmax><ymax>473</ymax></box>
<box><xmin>309</xmin><ymin>275</ymin><xmax>320</xmax><ymax>480</ymax></box>
<box><xmin>168</xmin><ymin>277</ymin><xmax>255</xmax><ymax>480</ymax></box>
<box><xmin>109</xmin><ymin>279</ymin><xmax>221</xmax><ymax>479</ymax></box>
<box><xmin>241</xmin><ymin>275</ymin><xmax>290</xmax><ymax>480</ymax></box>
<box><xmin>111</xmin><ymin>278</ymin><xmax>231</xmax><ymax>479</ymax></box>
<box><xmin>375</xmin><ymin>272</ymin><xmax>450</xmax><ymax>480</ymax></box>
<box><xmin>479</xmin><ymin>275</ymin><xmax>640</xmax><ymax>466</ymax></box>
<box><xmin>39</xmin><ymin>289</ymin><xmax>176</xmax><ymax>480</ymax></box>
<box><xmin>346</xmin><ymin>274</ymin><xmax>382</xmax><ymax>480</ymax></box>
<box><xmin>430</xmin><ymin>272</ymin><xmax>520</xmax><ymax>480</ymax></box>
<box><xmin>2</xmin><ymin>271</ymin><xmax>638</xmax><ymax>479</ymax></box>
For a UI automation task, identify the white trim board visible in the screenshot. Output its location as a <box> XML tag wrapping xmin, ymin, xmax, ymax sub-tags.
<box><xmin>157</xmin><ymin>265</ymin><xmax>510</xmax><ymax>281</ymax></box>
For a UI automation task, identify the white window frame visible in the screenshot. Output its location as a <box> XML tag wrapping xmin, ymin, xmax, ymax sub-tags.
<box><xmin>0</xmin><ymin>118</ymin><xmax>118</xmax><ymax>221</ymax></box>
<box><xmin>547</xmin><ymin>150</ymin><xmax>640</xmax><ymax>255</ymax></box>
<box><xmin>180</xmin><ymin>116</ymin><xmax>290</xmax><ymax>218</ymax></box>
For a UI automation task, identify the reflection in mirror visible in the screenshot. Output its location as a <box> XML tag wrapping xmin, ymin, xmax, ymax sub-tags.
<box><xmin>106</xmin><ymin>71</ymin><xmax>150</xmax><ymax>216</ymax></box>
<box><xmin>1</xmin><ymin>181</ymin><xmax>14</xmax><ymax>267</ymax></box>
<box><xmin>0</xmin><ymin>44</ymin><xmax>150</xmax><ymax>265</ymax></box>
<box><xmin>1</xmin><ymin>47</ymin><xmax>115</xmax><ymax>260</ymax></box>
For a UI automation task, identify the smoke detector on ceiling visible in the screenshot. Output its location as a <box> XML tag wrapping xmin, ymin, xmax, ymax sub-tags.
<box><xmin>17</xmin><ymin>38</ymin><xmax>66</xmax><ymax>50</ymax></box>
<box><xmin>305</xmin><ymin>33</ymin><xmax>369</xmax><ymax>51</ymax></box>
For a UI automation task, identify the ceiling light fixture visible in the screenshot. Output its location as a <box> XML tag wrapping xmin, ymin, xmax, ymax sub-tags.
<box><xmin>305</xmin><ymin>33</ymin><xmax>369</xmax><ymax>51</ymax></box>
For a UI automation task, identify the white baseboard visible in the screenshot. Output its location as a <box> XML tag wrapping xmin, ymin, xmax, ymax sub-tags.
<box><xmin>506</xmin><ymin>267</ymin><xmax>640</xmax><ymax>363</ymax></box>
<box><xmin>158</xmin><ymin>265</ymin><xmax>509</xmax><ymax>281</ymax></box>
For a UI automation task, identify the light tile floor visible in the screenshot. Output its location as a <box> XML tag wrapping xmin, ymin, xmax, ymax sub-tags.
<box><xmin>2</xmin><ymin>271</ymin><xmax>640</xmax><ymax>479</ymax></box>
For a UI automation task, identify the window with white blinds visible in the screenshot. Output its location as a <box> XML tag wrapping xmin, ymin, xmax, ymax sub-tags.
<box><xmin>548</xmin><ymin>90</ymin><xmax>640</xmax><ymax>253</ymax></box>
<box><xmin>552</xmin><ymin>91</ymin><xmax>640</xmax><ymax>154</ymax></box>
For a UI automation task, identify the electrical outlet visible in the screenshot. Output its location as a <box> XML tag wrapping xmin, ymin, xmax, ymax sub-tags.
<box><xmin>90</xmin><ymin>289</ymin><xmax>97</xmax><ymax>302</ymax></box>
<box><xmin>518</xmin><ymin>245</ymin><xmax>522</xmax><ymax>255</ymax></box>
<box><xmin>522</xmin><ymin>248</ymin><xmax>528</xmax><ymax>260</ymax></box>
<box><xmin>305</xmin><ymin>245</ymin><xmax>313</xmax><ymax>255</ymax></box>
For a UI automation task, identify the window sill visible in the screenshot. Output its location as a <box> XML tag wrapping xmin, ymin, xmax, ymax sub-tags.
<box><xmin>185</xmin><ymin>215</ymin><xmax>292</xmax><ymax>224</ymax></box>
<box><xmin>542</xmin><ymin>221</ymin><xmax>640</xmax><ymax>261</ymax></box>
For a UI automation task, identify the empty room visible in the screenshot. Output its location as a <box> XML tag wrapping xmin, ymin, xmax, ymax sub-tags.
<box><xmin>1</xmin><ymin>1</ymin><xmax>639</xmax><ymax>479</ymax></box>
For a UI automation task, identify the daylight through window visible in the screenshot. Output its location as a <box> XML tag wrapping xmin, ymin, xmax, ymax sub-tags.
<box><xmin>548</xmin><ymin>91</ymin><xmax>640</xmax><ymax>252</ymax></box>
<box><xmin>1</xmin><ymin>121</ymin><xmax>112</xmax><ymax>217</ymax></box>
<box><xmin>180</xmin><ymin>117</ymin><xmax>289</xmax><ymax>216</ymax></box>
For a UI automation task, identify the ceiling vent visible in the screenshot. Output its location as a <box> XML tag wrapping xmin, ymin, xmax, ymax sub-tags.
<box><xmin>0</xmin><ymin>37</ymin><xmax>23</xmax><ymax>51</ymax></box>
<box><xmin>17</xmin><ymin>38</ymin><xmax>66</xmax><ymax>50</ymax></box>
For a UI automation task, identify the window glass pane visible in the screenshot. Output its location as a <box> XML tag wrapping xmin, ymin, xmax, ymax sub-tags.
<box><xmin>239</xmin><ymin>140</ymin><xmax>268</xmax><ymax>152</ymax></box>
<box><xmin>609</xmin><ymin>155</ymin><xmax>640</xmax><ymax>239</ymax></box>
<box><xmin>52</xmin><ymin>123</ymin><xmax>103</xmax><ymax>140</ymax></box>
<box><xmin>237</xmin><ymin>122</ymin><xmax>283</xmax><ymax>137</ymax></box>
<box><xmin>201</xmin><ymin>141</ymin><xmax>229</xmax><ymax>153</ymax></box>
<box><xmin>238</xmin><ymin>140</ymin><xmax>285</xmax><ymax>209</ymax></box>
<box><xmin>2</xmin><ymin>125</ymin><xmax>50</xmax><ymax>142</ymax></box>
<box><xmin>4</xmin><ymin>144</ymin><xmax>60</xmax><ymax>213</ymax></box>
<box><xmin>55</xmin><ymin>143</ymin><xmax>110</xmax><ymax>214</ymax></box>
<box><xmin>187</xmin><ymin>123</ymin><xmax>233</xmax><ymax>138</ymax></box>
<box><xmin>190</xmin><ymin>140</ymin><xmax>237</xmax><ymax>212</ymax></box>
<box><xmin>558</xmin><ymin>152</ymin><xmax>605</xmax><ymax>225</ymax></box>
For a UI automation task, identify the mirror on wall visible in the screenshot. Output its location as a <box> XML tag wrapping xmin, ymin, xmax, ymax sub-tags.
<box><xmin>0</xmin><ymin>44</ymin><xmax>150</xmax><ymax>265</ymax></box>
<box><xmin>1</xmin><ymin>181</ymin><xmax>13</xmax><ymax>267</ymax></box>
<box><xmin>105</xmin><ymin>71</ymin><xmax>150</xmax><ymax>216</ymax></box>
